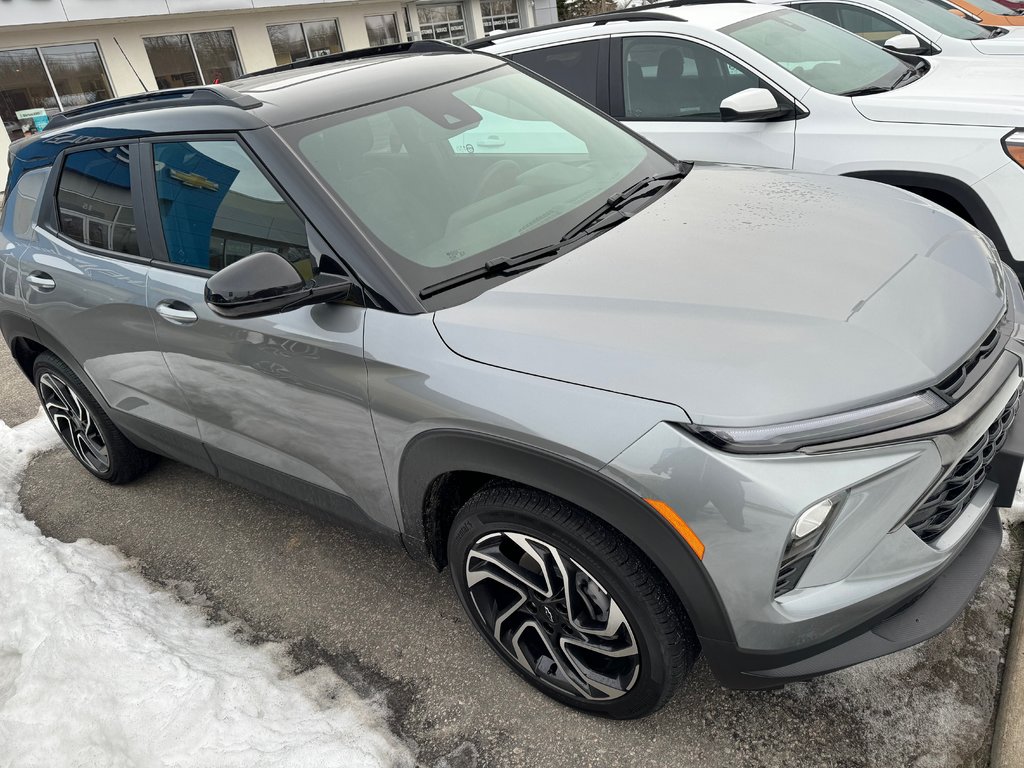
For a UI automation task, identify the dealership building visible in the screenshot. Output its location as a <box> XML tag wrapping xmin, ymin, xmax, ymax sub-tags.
<box><xmin>0</xmin><ymin>0</ymin><xmax>552</xmax><ymax>187</ymax></box>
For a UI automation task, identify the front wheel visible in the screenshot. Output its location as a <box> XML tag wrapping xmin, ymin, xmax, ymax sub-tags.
<box><xmin>448</xmin><ymin>484</ymin><xmax>698</xmax><ymax>719</ymax></box>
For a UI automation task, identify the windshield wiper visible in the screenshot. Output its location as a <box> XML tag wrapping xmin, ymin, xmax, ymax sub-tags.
<box><xmin>559</xmin><ymin>165</ymin><xmax>688</xmax><ymax>242</ymax></box>
<box><xmin>419</xmin><ymin>164</ymin><xmax>688</xmax><ymax>300</ymax></box>
<box><xmin>840</xmin><ymin>85</ymin><xmax>891</xmax><ymax>97</ymax></box>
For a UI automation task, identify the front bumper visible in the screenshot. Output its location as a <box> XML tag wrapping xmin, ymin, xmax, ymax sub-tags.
<box><xmin>602</xmin><ymin>346</ymin><xmax>1024</xmax><ymax>688</ymax></box>
<box><xmin>702</xmin><ymin>502</ymin><xmax>1002</xmax><ymax>689</ymax></box>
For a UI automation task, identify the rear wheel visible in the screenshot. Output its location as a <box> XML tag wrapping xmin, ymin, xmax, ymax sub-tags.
<box><xmin>448</xmin><ymin>483</ymin><xmax>697</xmax><ymax>718</ymax></box>
<box><xmin>33</xmin><ymin>352</ymin><xmax>154</xmax><ymax>484</ymax></box>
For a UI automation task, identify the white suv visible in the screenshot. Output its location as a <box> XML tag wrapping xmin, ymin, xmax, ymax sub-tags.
<box><xmin>761</xmin><ymin>0</ymin><xmax>1024</xmax><ymax>58</ymax></box>
<box><xmin>472</xmin><ymin>0</ymin><xmax>1024</xmax><ymax>275</ymax></box>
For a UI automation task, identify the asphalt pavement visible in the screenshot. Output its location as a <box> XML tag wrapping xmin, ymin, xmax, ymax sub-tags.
<box><xmin>2</xmin><ymin>350</ymin><xmax>1020</xmax><ymax>768</ymax></box>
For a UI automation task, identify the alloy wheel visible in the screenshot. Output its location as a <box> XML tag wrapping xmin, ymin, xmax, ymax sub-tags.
<box><xmin>465</xmin><ymin>531</ymin><xmax>640</xmax><ymax>701</ymax></box>
<box><xmin>38</xmin><ymin>372</ymin><xmax>110</xmax><ymax>474</ymax></box>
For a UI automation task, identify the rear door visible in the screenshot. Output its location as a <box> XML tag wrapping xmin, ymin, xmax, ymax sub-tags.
<box><xmin>140</xmin><ymin>135</ymin><xmax>394</xmax><ymax>532</ymax></box>
<box><xmin>609</xmin><ymin>35</ymin><xmax>797</xmax><ymax>168</ymax></box>
<box><xmin>18</xmin><ymin>139</ymin><xmax>207</xmax><ymax>467</ymax></box>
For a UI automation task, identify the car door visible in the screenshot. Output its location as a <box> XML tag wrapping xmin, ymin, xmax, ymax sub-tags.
<box><xmin>15</xmin><ymin>139</ymin><xmax>209</xmax><ymax>469</ymax></box>
<box><xmin>141</xmin><ymin>136</ymin><xmax>395</xmax><ymax>532</ymax></box>
<box><xmin>608</xmin><ymin>35</ymin><xmax>798</xmax><ymax>168</ymax></box>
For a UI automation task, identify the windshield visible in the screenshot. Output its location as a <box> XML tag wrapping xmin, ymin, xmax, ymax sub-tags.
<box><xmin>282</xmin><ymin>64</ymin><xmax>670</xmax><ymax>308</ymax></box>
<box><xmin>723</xmin><ymin>9</ymin><xmax>911</xmax><ymax>94</ymax></box>
<box><xmin>885</xmin><ymin>0</ymin><xmax>992</xmax><ymax>38</ymax></box>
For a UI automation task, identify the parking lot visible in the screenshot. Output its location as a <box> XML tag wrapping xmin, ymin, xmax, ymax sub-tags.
<box><xmin>1</xmin><ymin>351</ymin><xmax>1019</xmax><ymax>768</ymax></box>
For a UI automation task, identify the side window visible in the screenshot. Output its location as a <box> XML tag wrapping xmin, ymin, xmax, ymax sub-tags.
<box><xmin>56</xmin><ymin>145</ymin><xmax>139</xmax><ymax>255</ymax></box>
<box><xmin>511</xmin><ymin>41</ymin><xmax>601</xmax><ymax>106</ymax></box>
<box><xmin>621</xmin><ymin>37</ymin><xmax>764</xmax><ymax>121</ymax></box>
<box><xmin>152</xmin><ymin>140</ymin><xmax>314</xmax><ymax>273</ymax></box>
<box><xmin>798</xmin><ymin>3</ymin><xmax>910</xmax><ymax>43</ymax></box>
<box><xmin>4</xmin><ymin>167</ymin><xmax>50</xmax><ymax>241</ymax></box>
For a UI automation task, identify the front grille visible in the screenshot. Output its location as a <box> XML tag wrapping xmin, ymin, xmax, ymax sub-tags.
<box><xmin>905</xmin><ymin>383</ymin><xmax>1022</xmax><ymax>543</ymax></box>
<box><xmin>935</xmin><ymin>326</ymin><xmax>1001</xmax><ymax>402</ymax></box>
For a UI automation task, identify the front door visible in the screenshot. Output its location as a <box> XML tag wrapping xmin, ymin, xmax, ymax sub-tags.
<box><xmin>141</xmin><ymin>137</ymin><xmax>394</xmax><ymax>531</ymax></box>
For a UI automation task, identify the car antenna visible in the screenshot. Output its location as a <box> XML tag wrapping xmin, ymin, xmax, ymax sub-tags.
<box><xmin>113</xmin><ymin>36</ymin><xmax>150</xmax><ymax>93</ymax></box>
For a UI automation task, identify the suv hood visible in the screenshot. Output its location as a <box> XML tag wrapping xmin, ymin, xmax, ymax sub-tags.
<box><xmin>974</xmin><ymin>27</ymin><xmax>1024</xmax><ymax>55</ymax></box>
<box><xmin>434</xmin><ymin>165</ymin><xmax>1005</xmax><ymax>427</ymax></box>
<box><xmin>853</xmin><ymin>57</ymin><xmax>1024</xmax><ymax>127</ymax></box>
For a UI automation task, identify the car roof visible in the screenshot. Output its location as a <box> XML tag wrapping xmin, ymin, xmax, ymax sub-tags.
<box><xmin>472</xmin><ymin>1</ymin><xmax>778</xmax><ymax>53</ymax></box>
<box><xmin>11</xmin><ymin>49</ymin><xmax>501</xmax><ymax>158</ymax></box>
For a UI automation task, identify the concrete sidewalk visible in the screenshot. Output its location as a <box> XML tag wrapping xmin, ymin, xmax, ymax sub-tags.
<box><xmin>992</xmin><ymin>502</ymin><xmax>1024</xmax><ymax>768</ymax></box>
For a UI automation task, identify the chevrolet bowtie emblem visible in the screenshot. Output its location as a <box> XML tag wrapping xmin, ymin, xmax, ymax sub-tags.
<box><xmin>169</xmin><ymin>168</ymin><xmax>219</xmax><ymax>191</ymax></box>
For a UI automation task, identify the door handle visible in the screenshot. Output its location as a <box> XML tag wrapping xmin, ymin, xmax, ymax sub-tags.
<box><xmin>155</xmin><ymin>300</ymin><xmax>198</xmax><ymax>325</ymax></box>
<box><xmin>26</xmin><ymin>272</ymin><xmax>56</xmax><ymax>291</ymax></box>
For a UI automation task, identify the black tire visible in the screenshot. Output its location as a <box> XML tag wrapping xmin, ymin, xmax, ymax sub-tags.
<box><xmin>33</xmin><ymin>352</ymin><xmax>155</xmax><ymax>484</ymax></box>
<box><xmin>448</xmin><ymin>483</ymin><xmax>698</xmax><ymax>719</ymax></box>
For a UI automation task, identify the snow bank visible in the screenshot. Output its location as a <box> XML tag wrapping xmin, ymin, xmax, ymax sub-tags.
<box><xmin>0</xmin><ymin>413</ymin><xmax>414</xmax><ymax>768</ymax></box>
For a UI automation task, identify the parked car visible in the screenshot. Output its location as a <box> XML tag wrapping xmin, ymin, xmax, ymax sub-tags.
<box><xmin>2</xmin><ymin>40</ymin><xmax>1022</xmax><ymax>719</ymax></box>
<box><xmin>760</xmin><ymin>0</ymin><xmax>1024</xmax><ymax>56</ymax></box>
<box><xmin>473</xmin><ymin>0</ymin><xmax>1024</xmax><ymax>278</ymax></box>
<box><xmin>927</xmin><ymin>0</ymin><xmax>1024</xmax><ymax>26</ymax></box>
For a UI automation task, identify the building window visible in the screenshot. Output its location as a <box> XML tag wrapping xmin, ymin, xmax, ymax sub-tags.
<box><xmin>0</xmin><ymin>43</ymin><xmax>112</xmax><ymax>141</ymax></box>
<box><xmin>481</xmin><ymin>0</ymin><xmax>521</xmax><ymax>34</ymax></box>
<box><xmin>417</xmin><ymin>4</ymin><xmax>468</xmax><ymax>45</ymax></box>
<box><xmin>364</xmin><ymin>14</ymin><xmax>401</xmax><ymax>46</ymax></box>
<box><xmin>143</xmin><ymin>30</ymin><xmax>243</xmax><ymax>91</ymax></box>
<box><xmin>268</xmin><ymin>20</ymin><xmax>343</xmax><ymax>66</ymax></box>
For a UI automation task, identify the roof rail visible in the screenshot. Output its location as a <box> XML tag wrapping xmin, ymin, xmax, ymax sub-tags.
<box><xmin>44</xmin><ymin>85</ymin><xmax>262</xmax><ymax>131</ymax></box>
<box><xmin>244</xmin><ymin>40</ymin><xmax>465</xmax><ymax>78</ymax></box>
<box><xmin>466</xmin><ymin>0</ymin><xmax>750</xmax><ymax>48</ymax></box>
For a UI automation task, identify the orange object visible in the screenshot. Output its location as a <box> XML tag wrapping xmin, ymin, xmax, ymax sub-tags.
<box><xmin>943</xmin><ymin>0</ymin><xmax>1024</xmax><ymax>27</ymax></box>
<box><xmin>644</xmin><ymin>499</ymin><xmax>705</xmax><ymax>560</ymax></box>
<box><xmin>1007</xmin><ymin>143</ymin><xmax>1024</xmax><ymax>168</ymax></box>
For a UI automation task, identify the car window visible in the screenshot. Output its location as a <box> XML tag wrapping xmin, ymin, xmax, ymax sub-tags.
<box><xmin>284</xmin><ymin>64</ymin><xmax>668</xmax><ymax>308</ymax></box>
<box><xmin>56</xmin><ymin>146</ymin><xmax>139</xmax><ymax>256</ymax></box>
<box><xmin>4</xmin><ymin>167</ymin><xmax>50</xmax><ymax>241</ymax></box>
<box><xmin>621</xmin><ymin>36</ymin><xmax>764</xmax><ymax>121</ymax></box>
<box><xmin>723</xmin><ymin>8</ymin><xmax>909</xmax><ymax>95</ymax></box>
<box><xmin>880</xmin><ymin>0</ymin><xmax>990</xmax><ymax>38</ymax></box>
<box><xmin>152</xmin><ymin>140</ymin><xmax>314</xmax><ymax>273</ymax></box>
<box><xmin>798</xmin><ymin>3</ymin><xmax>912</xmax><ymax>43</ymax></box>
<box><xmin>510</xmin><ymin>41</ymin><xmax>601</xmax><ymax>106</ymax></box>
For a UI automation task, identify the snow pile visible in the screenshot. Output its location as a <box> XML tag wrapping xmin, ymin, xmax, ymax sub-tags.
<box><xmin>0</xmin><ymin>413</ymin><xmax>414</xmax><ymax>768</ymax></box>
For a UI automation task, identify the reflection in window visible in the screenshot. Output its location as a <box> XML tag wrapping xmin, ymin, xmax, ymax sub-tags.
<box><xmin>481</xmin><ymin>0</ymin><xmax>521</xmax><ymax>34</ymax></box>
<box><xmin>268</xmin><ymin>20</ymin><xmax>343</xmax><ymax>66</ymax></box>
<box><xmin>364</xmin><ymin>14</ymin><xmax>401</xmax><ymax>46</ymax></box>
<box><xmin>144</xmin><ymin>31</ymin><xmax>243</xmax><ymax>90</ymax></box>
<box><xmin>1</xmin><ymin>43</ymin><xmax>112</xmax><ymax>141</ymax></box>
<box><xmin>57</xmin><ymin>146</ymin><xmax>139</xmax><ymax>255</ymax></box>
<box><xmin>153</xmin><ymin>141</ymin><xmax>313</xmax><ymax>273</ymax></box>
<box><xmin>417</xmin><ymin>4</ymin><xmax>468</xmax><ymax>45</ymax></box>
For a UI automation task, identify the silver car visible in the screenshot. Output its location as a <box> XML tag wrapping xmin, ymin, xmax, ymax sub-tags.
<box><xmin>1</xmin><ymin>42</ymin><xmax>1022</xmax><ymax>718</ymax></box>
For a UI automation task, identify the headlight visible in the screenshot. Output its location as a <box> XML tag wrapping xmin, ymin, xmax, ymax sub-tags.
<box><xmin>1003</xmin><ymin>131</ymin><xmax>1024</xmax><ymax>169</ymax></box>
<box><xmin>684</xmin><ymin>391</ymin><xmax>946</xmax><ymax>453</ymax></box>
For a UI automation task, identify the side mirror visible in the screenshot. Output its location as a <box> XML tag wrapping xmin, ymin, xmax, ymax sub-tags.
<box><xmin>884</xmin><ymin>33</ymin><xmax>927</xmax><ymax>54</ymax></box>
<box><xmin>205</xmin><ymin>250</ymin><xmax>352</xmax><ymax>319</ymax></box>
<box><xmin>720</xmin><ymin>88</ymin><xmax>791</xmax><ymax>122</ymax></box>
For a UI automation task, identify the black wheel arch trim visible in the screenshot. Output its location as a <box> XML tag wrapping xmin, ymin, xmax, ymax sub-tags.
<box><xmin>843</xmin><ymin>170</ymin><xmax>1019</xmax><ymax>279</ymax></box>
<box><xmin>397</xmin><ymin>428</ymin><xmax>736</xmax><ymax>644</ymax></box>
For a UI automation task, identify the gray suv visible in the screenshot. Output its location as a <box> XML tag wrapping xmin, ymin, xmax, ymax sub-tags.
<box><xmin>2</xmin><ymin>42</ymin><xmax>1022</xmax><ymax>719</ymax></box>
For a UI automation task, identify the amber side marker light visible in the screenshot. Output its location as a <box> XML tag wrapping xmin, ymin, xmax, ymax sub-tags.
<box><xmin>1005</xmin><ymin>137</ymin><xmax>1024</xmax><ymax>168</ymax></box>
<box><xmin>644</xmin><ymin>499</ymin><xmax>705</xmax><ymax>560</ymax></box>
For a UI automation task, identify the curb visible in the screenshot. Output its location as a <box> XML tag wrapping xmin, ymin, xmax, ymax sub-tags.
<box><xmin>991</xmin><ymin>520</ymin><xmax>1024</xmax><ymax>768</ymax></box>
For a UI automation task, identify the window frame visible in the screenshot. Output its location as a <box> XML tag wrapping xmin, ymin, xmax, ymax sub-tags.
<box><xmin>608</xmin><ymin>33</ymin><xmax>803</xmax><ymax>122</ymax></box>
<box><xmin>0</xmin><ymin>41</ymin><xmax>115</xmax><ymax>138</ymax></box>
<box><xmin>480</xmin><ymin>0</ymin><xmax>523</xmax><ymax>35</ymax></box>
<box><xmin>141</xmin><ymin>28</ymin><xmax>245</xmax><ymax>89</ymax></box>
<box><xmin>266</xmin><ymin>19</ymin><xmax>345</xmax><ymax>64</ymax></box>
<box><xmin>139</xmin><ymin>134</ymin><xmax>322</xmax><ymax>278</ymax></box>
<box><xmin>415</xmin><ymin>2</ymin><xmax>469</xmax><ymax>45</ymax></box>
<box><xmin>364</xmin><ymin>13</ymin><xmax>402</xmax><ymax>47</ymax></box>
<box><xmin>39</xmin><ymin>139</ymin><xmax>154</xmax><ymax>266</ymax></box>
